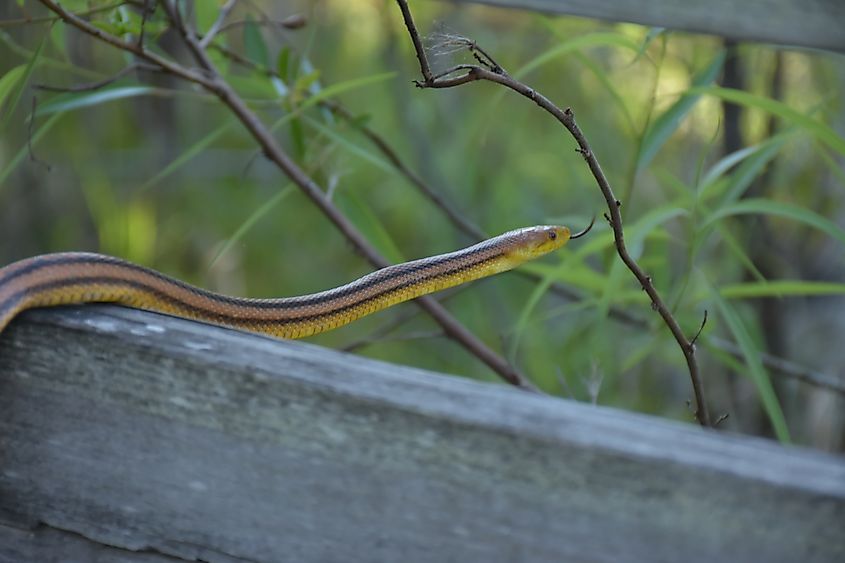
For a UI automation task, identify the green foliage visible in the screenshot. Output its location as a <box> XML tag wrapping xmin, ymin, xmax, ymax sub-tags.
<box><xmin>1</xmin><ymin>0</ymin><xmax>843</xmax><ymax>448</ymax></box>
<box><xmin>636</xmin><ymin>51</ymin><xmax>725</xmax><ymax>172</ymax></box>
<box><xmin>710</xmin><ymin>283</ymin><xmax>790</xmax><ymax>443</ymax></box>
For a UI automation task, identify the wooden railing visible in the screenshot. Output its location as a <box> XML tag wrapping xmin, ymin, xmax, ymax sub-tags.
<box><xmin>453</xmin><ymin>0</ymin><xmax>845</xmax><ymax>52</ymax></box>
<box><xmin>1</xmin><ymin>305</ymin><xmax>843</xmax><ymax>562</ymax></box>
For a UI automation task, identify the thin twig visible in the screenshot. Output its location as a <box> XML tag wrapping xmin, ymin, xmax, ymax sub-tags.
<box><xmin>137</xmin><ymin>0</ymin><xmax>154</xmax><ymax>49</ymax></box>
<box><xmin>27</xmin><ymin>97</ymin><xmax>51</xmax><ymax>171</ymax></box>
<box><xmin>0</xmin><ymin>1</ymin><xmax>130</xmax><ymax>28</ymax></box>
<box><xmin>395</xmin><ymin>0</ymin><xmax>712</xmax><ymax>424</ymax></box>
<box><xmin>690</xmin><ymin>310</ymin><xmax>708</xmax><ymax>347</ymax></box>
<box><xmin>216</xmin><ymin>14</ymin><xmax>307</xmax><ymax>35</ymax></box>
<box><xmin>708</xmin><ymin>337</ymin><xmax>845</xmax><ymax>395</ymax></box>
<box><xmin>36</xmin><ymin>0</ymin><xmax>539</xmax><ymax>392</ymax></box>
<box><xmin>199</xmin><ymin>0</ymin><xmax>238</xmax><ymax>49</ymax></box>
<box><xmin>34</xmin><ymin>63</ymin><xmax>150</xmax><ymax>92</ymax></box>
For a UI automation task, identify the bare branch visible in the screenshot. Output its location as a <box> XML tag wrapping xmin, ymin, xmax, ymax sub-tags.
<box><xmin>216</xmin><ymin>14</ymin><xmax>308</xmax><ymax>35</ymax></box>
<box><xmin>34</xmin><ymin>63</ymin><xmax>152</xmax><ymax>92</ymax></box>
<box><xmin>394</xmin><ymin>0</ymin><xmax>712</xmax><ymax>424</ymax></box>
<box><xmin>199</xmin><ymin>0</ymin><xmax>238</xmax><ymax>49</ymax></box>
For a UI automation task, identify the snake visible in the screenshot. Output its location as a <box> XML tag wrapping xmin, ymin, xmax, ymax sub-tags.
<box><xmin>0</xmin><ymin>223</ymin><xmax>590</xmax><ymax>339</ymax></box>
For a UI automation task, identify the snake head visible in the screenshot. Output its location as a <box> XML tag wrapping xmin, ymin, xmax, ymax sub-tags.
<box><xmin>506</xmin><ymin>225</ymin><xmax>571</xmax><ymax>263</ymax></box>
<box><xmin>525</xmin><ymin>216</ymin><xmax>595</xmax><ymax>254</ymax></box>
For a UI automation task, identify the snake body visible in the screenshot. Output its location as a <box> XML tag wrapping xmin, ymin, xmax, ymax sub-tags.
<box><xmin>0</xmin><ymin>225</ymin><xmax>573</xmax><ymax>339</ymax></box>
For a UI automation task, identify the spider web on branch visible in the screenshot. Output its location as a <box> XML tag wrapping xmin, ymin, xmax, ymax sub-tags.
<box><xmin>423</xmin><ymin>23</ymin><xmax>477</xmax><ymax>73</ymax></box>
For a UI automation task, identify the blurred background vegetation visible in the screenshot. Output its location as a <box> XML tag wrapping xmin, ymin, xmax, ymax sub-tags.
<box><xmin>1</xmin><ymin>1</ymin><xmax>843</xmax><ymax>450</ymax></box>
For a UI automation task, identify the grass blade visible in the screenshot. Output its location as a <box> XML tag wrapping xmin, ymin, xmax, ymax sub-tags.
<box><xmin>721</xmin><ymin>280</ymin><xmax>845</xmax><ymax>299</ymax></box>
<box><xmin>1</xmin><ymin>29</ymin><xmax>46</xmax><ymax>128</ymax></box>
<box><xmin>514</xmin><ymin>32</ymin><xmax>640</xmax><ymax>79</ymax></box>
<box><xmin>701</xmin><ymin>198</ymin><xmax>845</xmax><ymax>247</ymax></box>
<box><xmin>210</xmin><ymin>185</ymin><xmax>295</xmax><ymax>269</ymax></box>
<box><xmin>636</xmin><ymin>51</ymin><xmax>725</xmax><ymax>171</ymax></box>
<box><xmin>138</xmin><ymin>122</ymin><xmax>234</xmax><ymax>193</ymax></box>
<box><xmin>710</xmin><ymin>283</ymin><xmax>790</xmax><ymax>443</ymax></box>
<box><xmin>303</xmin><ymin>115</ymin><xmax>393</xmax><ymax>173</ymax></box>
<box><xmin>692</xmin><ymin>86</ymin><xmax>845</xmax><ymax>156</ymax></box>
<box><xmin>0</xmin><ymin>66</ymin><xmax>26</xmax><ymax>121</ymax></box>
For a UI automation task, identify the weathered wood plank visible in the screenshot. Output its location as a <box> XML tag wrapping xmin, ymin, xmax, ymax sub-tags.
<box><xmin>0</xmin><ymin>523</ymin><xmax>180</xmax><ymax>563</ymax></box>
<box><xmin>0</xmin><ymin>305</ymin><xmax>843</xmax><ymax>562</ymax></box>
<box><xmin>449</xmin><ymin>0</ymin><xmax>845</xmax><ymax>52</ymax></box>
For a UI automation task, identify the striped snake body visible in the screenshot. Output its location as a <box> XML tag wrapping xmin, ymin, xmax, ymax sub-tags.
<box><xmin>0</xmin><ymin>225</ymin><xmax>581</xmax><ymax>339</ymax></box>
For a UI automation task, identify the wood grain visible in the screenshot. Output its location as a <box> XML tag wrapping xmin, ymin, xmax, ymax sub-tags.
<box><xmin>1</xmin><ymin>305</ymin><xmax>843</xmax><ymax>562</ymax></box>
<box><xmin>451</xmin><ymin>0</ymin><xmax>845</xmax><ymax>52</ymax></box>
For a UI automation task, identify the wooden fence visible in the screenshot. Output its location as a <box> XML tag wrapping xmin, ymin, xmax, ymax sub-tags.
<box><xmin>453</xmin><ymin>0</ymin><xmax>845</xmax><ymax>52</ymax></box>
<box><xmin>1</xmin><ymin>305</ymin><xmax>843</xmax><ymax>562</ymax></box>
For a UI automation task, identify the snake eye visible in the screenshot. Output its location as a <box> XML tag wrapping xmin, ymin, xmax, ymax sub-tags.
<box><xmin>548</xmin><ymin>231</ymin><xmax>557</xmax><ymax>240</ymax></box>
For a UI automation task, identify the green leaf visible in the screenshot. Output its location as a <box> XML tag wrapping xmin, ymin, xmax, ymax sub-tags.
<box><xmin>138</xmin><ymin>121</ymin><xmax>234</xmax><ymax>193</ymax></box>
<box><xmin>720</xmin><ymin>280</ymin><xmax>845</xmax><ymax>299</ymax></box>
<box><xmin>244</xmin><ymin>16</ymin><xmax>269</xmax><ymax>68</ymax></box>
<box><xmin>508</xmin><ymin>264</ymin><xmax>556</xmax><ymax>362</ymax></box>
<box><xmin>819</xmin><ymin>147</ymin><xmax>845</xmax><ymax>189</ymax></box>
<box><xmin>691</xmin><ymin>86</ymin><xmax>845</xmax><ymax>156</ymax></box>
<box><xmin>636</xmin><ymin>51</ymin><xmax>725</xmax><ymax>171</ymax></box>
<box><xmin>523</xmin><ymin>260</ymin><xmax>609</xmax><ymax>295</ymax></box>
<box><xmin>303</xmin><ymin>115</ymin><xmax>393</xmax><ymax>173</ymax></box>
<box><xmin>226</xmin><ymin>74</ymin><xmax>277</xmax><ymax>99</ymax></box>
<box><xmin>513</xmin><ymin>32</ymin><xmax>640</xmax><ymax>79</ymax></box>
<box><xmin>294</xmin><ymin>69</ymin><xmax>321</xmax><ymax>94</ymax></box>
<box><xmin>701</xmin><ymin>198</ymin><xmax>845</xmax><ymax>247</ymax></box>
<box><xmin>298</xmin><ymin>71</ymin><xmax>395</xmax><ymax>111</ymax></box>
<box><xmin>1</xmin><ymin>30</ymin><xmax>47</xmax><ymax>128</ymax></box>
<box><xmin>597</xmin><ymin>205</ymin><xmax>689</xmax><ymax>317</ymax></box>
<box><xmin>699</xmin><ymin>144</ymin><xmax>762</xmax><ymax>189</ymax></box>
<box><xmin>195</xmin><ymin>0</ymin><xmax>219</xmax><ymax>35</ymax></box>
<box><xmin>712</xmin><ymin>223</ymin><xmax>766</xmax><ymax>282</ymax></box>
<box><xmin>633</xmin><ymin>27</ymin><xmax>666</xmax><ymax>62</ymax></box>
<box><xmin>574</xmin><ymin>52</ymin><xmax>636</xmax><ymax>134</ymax></box>
<box><xmin>698</xmin><ymin>132</ymin><xmax>791</xmax><ymax>204</ymax></box>
<box><xmin>276</xmin><ymin>47</ymin><xmax>292</xmax><ymax>82</ymax></box>
<box><xmin>336</xmin><ymin>190</ymin><xmax>404</xmax><ymax>264</ymax></box>
<box><xmin>0</xmin><ymin>66</ymin><xmax>26</xmax><ymax>116</ymax></box>
<box><xmin>289</xmin><ymin>114</ymin><xmax>305</xmax><ymax>160</ymax></box>
<box><xmin>709</xmin><ymin>284</ymin><xmax>790</xmax><ymax>443</ymax></box>
<box><xmin>210</xmin><ymin>185</ymin><xmax>295</xmax><ymax>269</ymax></box>
<box><xmin>267</xmin><ymin>72</ymin><xmax>396</xmax><ymax>134</ymax></box>
<box><xmin>35</xmin><ymin>86</ymin><xmax>159</xmax><ymax>115</ymax></box>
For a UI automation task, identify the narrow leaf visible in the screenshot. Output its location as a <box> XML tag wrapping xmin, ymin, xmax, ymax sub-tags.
<box><xmin>514</xmin><ymin>32</ymin><xmax>640</xmax><ymax>79</ymax></box>
<box><xmin>692</xmin><ymin>86</ymin><xmax>845</xmax><ymax>156</ymax></box>
<box><xmin>710</xmin><ymin>284</ymin><xmax>790</xmax><ymax>443</ymax></box>
<box><xmin>721</xmin><ymin>280</ymin><xmax>845</xmax><ymax>299</ymax></box>
<box><xmin>303</xmin><ymin>115</ymin><xmax>393</xmax><ymax>173</ymax></box>
<box><xmin>702</xmin><ymin>198</ymin><xmax>845</xmax><ymax>247</ymax></box>
<box><xmin>637</xmin><ymin>51</ymin><xmax>726</xmax><ymax>171</ymax></box>
<box><xmin>138</xmin><ymin>122</ymin><xmax>234</xmax><ymax>193</ymax></box>
<box><xmin>35</xmin><ymin>86</ymin><xmax>159</xmax><ymax>115</ymax></box>
<box><xmin>1</xmin><ymin>30</ymin><xmax>47</xmax><ymax>128</ymax></box>
<box><xmin>244</xmin><ymin>16</ymin><xmax>269</xmax><ymax>68</ymax></box>
<box><xmin>0</xmin><ymin>66</ymin><xmax>26</xmax><ymax>115</ymax></box>
<box><xmin>210</xmin><ymin>185</ymin><xmax>295</xmax><ymax>268</ymax></box>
